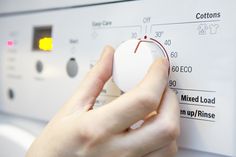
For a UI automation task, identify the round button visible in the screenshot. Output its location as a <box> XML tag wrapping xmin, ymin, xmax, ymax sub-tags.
<box><xmin>36</xmin><ymin>60</ymin><xmax>43</xmax><ymax>73</ymax></box>
<box><xmin>66</xmin><ymin>58</ymin><xmax>78</xmax><ymax>78</ymax></box>
<box><xmin>8</xmin><ymin>89</ymin><xmax>14</xmax><ymax>100</ymax></box>
<box><xmin>112</xmin><ymin>38</ymin><xmax>168</xmax><ymax>92</ymax></box>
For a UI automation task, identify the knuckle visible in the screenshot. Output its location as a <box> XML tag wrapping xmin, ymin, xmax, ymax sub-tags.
<box><xmin>78</xmin><ymin>118</ymin><xmax>107</xmax><ymax>146</ymax></box>
<box><xmin>134</xmin><ymin>90</ymin><xmax>158</xmax><ymax>111</ymax></box>
<box><xmin>76</xmin><ymin>124</ymin><xmax>108</xmax><ymax>155</ymax></box>
<box><xmin>161</xmin><ymin>119</ymin><xmax>180</xmax><ymax>141</ymax></box>
<box><xmin>77</xmin><ymin>125</ymin><xmax>95</xmax><ymax>143</ymax></box>
<box><xmin>166</xmin><ymin>142</ymin><xmax>178</xmax><ymax>156</ymax></box>
<box><xmin>120</xmin><ymin>150</ymin><xmax>136</xmax><ymax>157</ymax></box>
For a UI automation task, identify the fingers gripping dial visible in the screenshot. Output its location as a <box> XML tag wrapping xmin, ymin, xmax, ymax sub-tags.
<box><xmin>112</xmin><ymin>38</ymin><xmax>169</xmax><ymax>92</ymax></box>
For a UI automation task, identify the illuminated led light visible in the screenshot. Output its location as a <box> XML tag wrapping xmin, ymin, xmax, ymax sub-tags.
<box><xmin>39</xmin><ymin>37</ymin><xmax>53</xmax><ymax>51</ymax></box>
<box><xmin>7</xmin><ymin>40</ymin><xmax>14</xmax><ymax>47</ymax></box>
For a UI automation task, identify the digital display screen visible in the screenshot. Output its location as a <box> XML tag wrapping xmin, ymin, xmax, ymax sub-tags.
<box><xmin>32</xmin><ymin>26</ymin><xmax>53</xmax><ymax>52</ymax></box>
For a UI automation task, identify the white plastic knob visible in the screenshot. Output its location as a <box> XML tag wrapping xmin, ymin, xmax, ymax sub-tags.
<box><xmin>113</xmin><ymin>38</ymin><xmax>167</xmax><ymax>92</ymax></box>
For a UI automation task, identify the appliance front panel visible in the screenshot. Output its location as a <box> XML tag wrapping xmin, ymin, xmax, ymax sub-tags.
<box><xmin>0</xmin><ymin>0</ymin><xmax>235</xmax><ymax>156</ymax></box>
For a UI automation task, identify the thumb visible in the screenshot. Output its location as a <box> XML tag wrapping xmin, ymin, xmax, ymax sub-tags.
<box><xmin>138</xmin><ymin>57</ymin><xmax>169</xmax><ymax>95</ymax></box>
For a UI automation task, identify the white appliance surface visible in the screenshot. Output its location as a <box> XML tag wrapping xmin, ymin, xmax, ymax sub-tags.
<box><xmin>0</xmin><ymin>0</ymin><xmax>130</xmax><ymax>14</ymax></box>
<box><xmin>0</xmin><ymin>113</ymin><xmax>45</xmax><ymax>157</ymax></box>
<box><xmin>0</xmin><ymin>0</ymin><xmax>235</xmax><ymax>157</ymax></box>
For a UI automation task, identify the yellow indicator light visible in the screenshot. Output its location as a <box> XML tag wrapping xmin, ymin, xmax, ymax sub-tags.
<box><xmin>39</xmin><ymin>37</ymin><xmax>53</xmax><ymax>51</ymax></box>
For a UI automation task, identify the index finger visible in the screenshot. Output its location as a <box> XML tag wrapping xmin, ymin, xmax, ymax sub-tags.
<box><xmin>53</xmin><ymin>46</ymin><xmax>114</xmax><ymax>120</ymax></box>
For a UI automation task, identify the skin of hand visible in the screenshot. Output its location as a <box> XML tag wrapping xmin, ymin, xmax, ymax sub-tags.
<box><xmin>26</xmin><ymin>46</ymin><xmax>180</xmax><ymax>157</ymax></box>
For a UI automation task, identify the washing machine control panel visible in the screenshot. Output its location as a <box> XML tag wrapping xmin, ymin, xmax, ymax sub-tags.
<box><xmin>0</xmin><ymin>0</ymin><xmax>236</xmax><ymax>156</ymax></box>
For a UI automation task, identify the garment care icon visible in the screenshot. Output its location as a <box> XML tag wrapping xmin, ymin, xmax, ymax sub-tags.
<box><xmin>209</xmin><ymin>24</ymin><xmax>219</xmax><ymax>34</ymax></box>
<box><xmin>91</xmin><ymin>31</ymin><xmax>98</xmax><ymax>39</ymax></box>
<box><xmin>197</xmin><ymin>24</ymin><xmax>208</xmax><ymax>35</ymax></box>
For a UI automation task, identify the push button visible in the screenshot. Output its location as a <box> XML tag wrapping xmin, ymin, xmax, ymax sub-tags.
<box><xmin>36</xmin><ymin>60</ymin><xmax>43</xmax><ymax>73</ymax></box>
<box><xmin>8</xmin><ymin>88</ymin><xmax>14</xmax><ymax>100</ymax></box>
<box><xmin>66</xmin><ymin>58</ymin><xmax>78</xmax><ymax>78</ymax></box>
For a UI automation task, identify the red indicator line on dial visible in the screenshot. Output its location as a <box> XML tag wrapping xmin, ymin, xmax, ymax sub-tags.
<box><xmin>134</xmin><ymin>40</ymin><xmax>142</xmax><ymax>53</ymax></box>
<box><xmin>134</xmin><ymin>36</ymin><xmax>148</xmax><ymax>53</ymax></box>
<box><xmin>150</xmin><ymin>38</ymin><xmax>171</xmax><ymax>75</ymax></box>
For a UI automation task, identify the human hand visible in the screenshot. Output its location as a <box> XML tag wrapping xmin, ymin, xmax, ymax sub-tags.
<box><xmin>26</xmin><ymin>46</ymin><xmax>180</xmax><ymax>157</ymax></box>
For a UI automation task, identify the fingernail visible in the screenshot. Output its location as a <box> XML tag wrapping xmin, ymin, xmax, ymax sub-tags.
<box><xmin>161</xmin><ymin>58</ymin><xmax>170</xmax><ymax>77</ymax></box>
<box><xmin>100</xmin><ymin>46</ymin><xmax>109</xmax><ymax>59</ymax></box>
<box><xmin>162</xmin><ymin>58</ymin><xmax>169</xmax><ymax>67</ymax></box>
<box><xmin>103</xmin><ymin>45</ymin><xmax>114</xmax><ymax>52</ymax></box>
<box><xmin>101</xmin><ymin>45</ymin><xmax>114</xmax><ymax>58</ymax></box>
<box><xmin>103</xmin><ymin>46</ymin><xmax>109</xmax><ymax>52</ymax></box>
